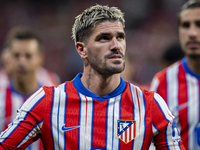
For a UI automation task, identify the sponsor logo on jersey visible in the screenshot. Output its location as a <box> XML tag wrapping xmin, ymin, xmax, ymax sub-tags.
<box><xmin>117</xmin><ymin>120</ymin><xmax>136</xmax><ymax>144</ymax></box>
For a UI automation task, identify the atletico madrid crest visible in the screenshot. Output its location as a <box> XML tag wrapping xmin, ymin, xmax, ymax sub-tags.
<box><xmin>117</xmin><ymin>120</ymin><xmax>136</xmax><ymax>144</ymax></box>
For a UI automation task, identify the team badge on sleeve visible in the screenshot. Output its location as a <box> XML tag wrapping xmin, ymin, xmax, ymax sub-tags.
<box><xmin>117</xmin><ymin>120</ymin><xmax>136</xmax><ymax>144</ymax></box>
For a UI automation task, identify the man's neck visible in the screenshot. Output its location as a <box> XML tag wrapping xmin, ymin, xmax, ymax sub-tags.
<box><xmin>13</xmin><ymin>76</ymin><xmax>39</xmax><ymax>95</ymax></box>
<box><xmin>81</xmin><ymin>70</ymin><xmax>121</xmax><ymax>97</ymax></box>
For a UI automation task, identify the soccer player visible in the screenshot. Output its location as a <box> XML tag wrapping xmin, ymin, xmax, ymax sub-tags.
<box><xmin>0</xmin><ymin>5</ymin><xmax>185</xmax><ymax>149</ymax></box>
<box><xmin>0</xmin><ymin>26</ymin><xmax>60</xmax><ymax>150</ymax></box>
<box><xmin>150</xmin><ymin>0</ymin><xmax>200</xmax><ymax>149</ymax></box>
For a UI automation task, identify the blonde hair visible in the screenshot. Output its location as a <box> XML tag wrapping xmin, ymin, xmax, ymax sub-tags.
<box><xmin>72</xmin><ymin>4</ymin><xmax>125</xmax><ymax>44</ymax></box>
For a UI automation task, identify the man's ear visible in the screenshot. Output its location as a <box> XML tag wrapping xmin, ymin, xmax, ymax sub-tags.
<box><xmin>76</xmin><ymin>42</ymin><xmax>87</xmax><ymax>59</ymax></box>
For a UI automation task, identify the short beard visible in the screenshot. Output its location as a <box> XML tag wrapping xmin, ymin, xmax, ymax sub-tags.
<box><xmin>87</xmin><ymin>48</ymin><xmax>125</xmax><ymax>76</ymax></box>
<box><xmin>188</xmin><ymin>54</ymin><xmax>200</xmax><ymax>59</ymax></box>
<box><xmin>91</xmin><ymin>60</ymin><xmax>125</xmax><ymax>76</ymax></box>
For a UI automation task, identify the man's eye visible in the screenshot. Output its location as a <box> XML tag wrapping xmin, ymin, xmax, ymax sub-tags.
<box><xmin>195</xmin><ymin>21</ymin><xmax>200</xmax><ymax>27</ymax></box>
<box><xmin>26</xmin><ymin>54</ymin><xmax>32</xmax><ymax>59</ymax></box>
<box><xmin>181</xmin><ymin>22</ymin><xmax>190</xmax><ymax>28</ymax></box>
<box><xmin>117</xmin><ymin>35</ymin><xmax>125</xmax><ymax>40</ymax></box>
<box><xmin>13</xmin><ymin>53</ymin><xmax>19</xmax><ymax>59</ymax></box>
<box><xmin>100</xmin><ymin>36</ymin><xmax>109</xmax><ymax>41</ymax></box>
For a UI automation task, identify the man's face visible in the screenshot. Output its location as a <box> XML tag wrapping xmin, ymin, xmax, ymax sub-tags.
<box><xmin>10</xmin><ymin>39</ymin><xmax>42</xmax><ymax>79</ymax></box>
<box><xmin>179</xmin><ymin>8</ymin><xmax>200</xmax><ymax>59</ymax></box>
<box><xmin>85</xmin><ymin>21</ymin><xmax>126</xmax><ymax>75</ymax></box>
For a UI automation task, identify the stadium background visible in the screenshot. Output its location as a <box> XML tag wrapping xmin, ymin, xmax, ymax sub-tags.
<box><xmin>0</xmin><ymin>0</ymin><xmax>186</xmax><ymax>84</ymax></box>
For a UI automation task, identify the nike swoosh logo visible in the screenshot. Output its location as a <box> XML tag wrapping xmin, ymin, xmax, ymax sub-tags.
<box><xmin>61</xmin><ymin>125</ymin><xmax>80</xmax><ymax>132</ymax></box>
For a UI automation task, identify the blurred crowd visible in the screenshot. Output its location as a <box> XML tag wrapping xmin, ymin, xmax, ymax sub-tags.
<box><xmin>0</xmin><ymin>0</ymin><xmax>186</xmax><ymax>83</ymax></box>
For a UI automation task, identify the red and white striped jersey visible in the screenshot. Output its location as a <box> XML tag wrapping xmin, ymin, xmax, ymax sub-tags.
<box><xmin>0</xmin><ymin>73</ymin><xmax>185</xmax><ymax>150</ymax></box>
<box><xmin>0</xmin><ymin>79</ymin><xmax>43</xmax><ymax>150</ymax></box>
<box><xmin>150</xmin><ymin>57</ymin><xmax>200</xmax><ymax>150</ymax></box>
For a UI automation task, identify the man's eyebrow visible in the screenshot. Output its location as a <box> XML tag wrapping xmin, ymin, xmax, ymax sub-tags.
<box><xmin>95</xmin><ymin>32</ymin><xmax>125</xmax><ymax>39</ymax></box>
<box><xmin>96</xmin><ymin>33</ymin><xmax>110</xmax><ymax>37</ymax></box>
<box><xmin>118</xmin><ymin>32</ymin><xmax>125</xmax><ymax>36</ymax></box>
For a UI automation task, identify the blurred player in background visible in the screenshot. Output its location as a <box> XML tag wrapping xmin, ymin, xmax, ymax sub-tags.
<box><xmin>150</xmin><ymin>0</ymin><xmax>200</xmax><ymax>149</ymax></box>
<box><xmin>0</xmin><ymin>26</ymin><xmax>60</xmax><ymax>149</ymax></box>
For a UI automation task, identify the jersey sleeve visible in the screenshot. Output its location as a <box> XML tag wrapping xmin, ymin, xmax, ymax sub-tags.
<box><xmin>151</xmin><ymin>93</ymin><xmax>185</xmax><ymax>149</ymax></box>
<box><xmin>0</xmin><ymin>87</ymin><xmax>46</xmax><ymax>149</ymax></box>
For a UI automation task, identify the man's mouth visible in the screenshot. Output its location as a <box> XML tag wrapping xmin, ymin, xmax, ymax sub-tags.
<box><xmin>109</xmin><ymin>54</ymin><xmax>122</xmax><ymax>59</ymax></box>
<box><xmin>187</xmin><ymin>41</ymin><xmax>200</xmax><ymax>49</ymax></box>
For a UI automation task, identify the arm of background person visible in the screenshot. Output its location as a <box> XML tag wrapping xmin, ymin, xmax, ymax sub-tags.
<box><xmin>0</xmin><ymin>87</ymin><xmax>46</xmax><ymax>149</ymax></box>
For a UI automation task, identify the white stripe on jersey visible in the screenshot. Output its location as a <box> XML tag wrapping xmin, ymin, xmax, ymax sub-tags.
<box><xmin>58</xmin><ymin>83</ymin><xmax>67</xmax><ymax>150</ymax></box>
<box><xmin>106</xmin><ymin>95</ymin><xmax>121</xmax><ymax>150</ymax></box>
<box><xmin>79</xmin><ymin>93</ymin><xmax>86</xmax><ymax>150</ymax></box>
<box><xmin>51</xmin><ymin>84</ymin><xmax>67</xmax><ymax>150</ymax></box>
<box><xmin>166</xmin><ymin>62</ymin><xmax>179</xmax><ymax>118</ymax></box>
<box><xmin>85</xmin><ymin>96</ymin><xmax>93</xmax><ymax>150</ymax></box>
<box><xmin>79</xmin><ymin>94</ymin><xmax>94</xmax><ymax>150</ymax></box>
<box><xmin>112</xmin><ymin>95</ymin><xmax>120</xmax><ymax>150</ymax></box>
<box><xmin>186</xmin><ymin>74</ymin><xmax>199</xmax><ymax>149</ymax></box>
<box><xmin>130</xmin><ymin>84</ymin><xmax>146</xmax><ymax>149</ymax></box>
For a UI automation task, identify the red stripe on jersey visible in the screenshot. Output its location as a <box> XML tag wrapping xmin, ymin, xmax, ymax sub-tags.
<box><xmin>92</xmin><ymin>99</ymin><xmax>107</xmax><ymax>148</ymax></box>
<box><xmin>64</xmin><ymin>81</ymin><xmax>80</xmax><ymax>150</ymax></box>
<box><xmin>156</xmin><ymin>69</ymin><xmax>167</xmax><ymax>103</ymax></box>
<box><xmin>5</xmin><ymin>87</ymin><xmax>12</xmax><ymax>129</ymax></box>
<box><xmin>119</xmin><ymin>83</ymin><xmax>133</xmax><ymax>149</ymax></box>
<box><xmin>140</xmin><ymin>89</ymin><xmax>154</xmax><ymax>150</ymax></box>
<box><xmin>178</xmin><ymin>64</ymin><xmax>188</xmax><ymax>149</ymax></box>
<box><xmin>41</xmin><ymin>86</ymin><xmax>55</xmax><ymax>149</ymax></box>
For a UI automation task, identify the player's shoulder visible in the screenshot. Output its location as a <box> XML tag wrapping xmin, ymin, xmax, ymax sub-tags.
<box><xmin>42</xmin><ymin>82</ymin><xmax>67</xmax><ymax>93</ymax></box>
<box><xmin>128</xmin><ymin>82</ymin><xmax>154</xmax><ymax>96</ymax></box>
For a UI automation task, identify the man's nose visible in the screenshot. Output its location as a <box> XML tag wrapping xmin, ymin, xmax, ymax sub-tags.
<box><xmin>18</xmin><ymin>55</ymin><xmax>27</xmax><ymax>64</ymax></box>
<box><xmin>110</xmin><ymin>38</ymin><xmax>120</xmax><ymax>51</ymax></box>
<box><xmin>188</xmin><ymin>24</ymin><xmax>198</xmax><ymax>38</ymax></box>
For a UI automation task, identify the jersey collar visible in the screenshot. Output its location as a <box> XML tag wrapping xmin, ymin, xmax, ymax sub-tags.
<box><xmin>72</xmin><ymin>73</ymin><xmax>126</xmax><ymax>101</ymax></box>
<box><xmin>182</xmin><ymin>57</ymin><xmax>200</xmax><ymax>79</ymax></box>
